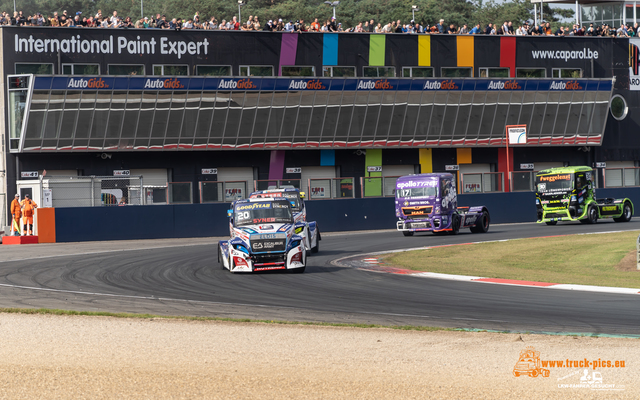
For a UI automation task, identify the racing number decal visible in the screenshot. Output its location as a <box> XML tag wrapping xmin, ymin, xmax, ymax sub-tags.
<box><xmin>238</xmin><ymin>211</ymin><xmax>250</xmax><ymax>220</ymax></box>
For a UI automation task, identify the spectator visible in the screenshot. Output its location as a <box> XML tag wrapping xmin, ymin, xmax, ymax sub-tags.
<box><xmin>469</xmin><ymin>23</ymin><xmax>481</xmax><ymax>34</ymax></box>
<box><xmin>285</xmin><ymin>20</ymin><xmax>294</xmax><ymax>31</ymax></box>
<box><xmin>310</xmin><ymin>18</ymin><xmax>320</xmax><ymax>31</ymax></box>
<box><xmin>554</xmin><ymin>25</ymin><xmax>565</xmax><ymax>36</ymax></box>
<box><xmin>459</xmin><ymin>23</ymin><xmax>469</xmax><ymax>34</ymax></box>
<box><xmin>446</xmin><ymin>23</ymin><xmax>456</xmax><ymax>34</ymax></box>
<box><xmin>369</xmin><ymin>19</ymin><xmax>375</xmax><ymax>32</ymax></box>
<box><xmin>253</xmin><ymin>16</ymin><xmax>261</xmax><ymax>30</ymax></box>
<box><xmin>183</xmin><ymin>18</ymin><xmax>194</xmax><ymax>29</ymax></box>
<box><xmin>329</xmin><ymin>17</ymin><xmax>338</xmax><ymax>32</ymax></box>
<box><xmin>436</xmin><ymin>19</ymin><xmax>445</xmax><ymax>33</ymax></box>
<box><xmin>395</xmin><ymin>20</ymin><xmax>403</xmax><ymax>33</ymax></box>
<box><xmin>374</xmin><ymin>22</ymin><xmax>382</xmax><ymax>33</ymax></box>
<box><xmin>484</xmin><ymin>23</ymin><xmax>492</xmax><ymax>35</ymax></box>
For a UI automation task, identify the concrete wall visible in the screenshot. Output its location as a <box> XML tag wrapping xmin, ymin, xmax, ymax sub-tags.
<box><xmin>53</xmin><ymin>188</ymin><xmax>638</xmax><ymax>242</ymax></box>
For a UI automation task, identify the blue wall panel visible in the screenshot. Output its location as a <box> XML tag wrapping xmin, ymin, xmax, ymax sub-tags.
<box><xmin>53</xmin><ymin>189</ymin><xmax>639</xmax><ymax>242</ymax></box>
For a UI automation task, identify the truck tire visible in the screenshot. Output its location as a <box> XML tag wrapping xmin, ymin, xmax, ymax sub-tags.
<box><xmin>311</xmin><ymin>232</ymin><xmax>320</xmax><ymax>253</ymax></box>
<box><xmin>450</xmin><ymin>215</ymin><xmax>460</xmax><ymax>235</ymax></box>
<box><xmin>545</xmin><ymin>221</ymin><xmax>557</xmax><ymax>226</ymax></box>
<box><xmin>470</xmin><ymin>211</ymin><xmax>490</xmax><ymax>233</ymax></box>
<box><xmin>218</xmin><ymin>245</ymin><xmax>225</xmax><ymax>269</ymax></box>
<box><xmin>586</xmin><ymin>205</ymin><xmax>598</xmax><ymax>224</ymax></box>
<box><xmin>614</xmin><ymin>202</ymin><xmax>633</xmax><ymax>222</ymax></box>
<box><xmin>402</xmin><ymin>231</ymin><xmax>414</xmax><ymax>237</ymax></box>
<box><xmin>530</xmin><ymin>369</ymin><xmax>539</xmax><ymax>378</ymax></box>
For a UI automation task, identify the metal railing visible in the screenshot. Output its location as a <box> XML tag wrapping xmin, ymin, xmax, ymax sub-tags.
<box><xmin>0</xmin><ymin>193</ymin><xmax>5</xmax><ymax>231</ymax></box>
<box><xmin>42</xmin><ymin>176</ymin><xmax>144</xmax><ymax>207</ymax></box>
<box><xmin>307</xmin><ymin>178</ymin><xmax>356</xmax><ymax>199</ymax></box>
<box><xmin>510</xmin><ymin>171</ymin><xmax>535</xmax><ymax>192</ymax></box>
<box><xmin>254</xmin><ymin>179</ymin><xmax>301</xmax><ymax>191</ymax></box>
<box><xmin>360</xmin><ymin>176</ymin><xmax>401</xmax><ymax>198</ymax></box>
<box><xmin>200</xmin><ymin>181</ymin><xmax>248</xmax><ymax>203</ymax></box>
<box><xmin>603</xmin><ymin>167</ymin><xmax>640</xmax><ymax>188</ymax></box>
<box><xmin>460</xmin><ymin>172</ymin><xmax>504</xmax><ymax>193</ymax></box>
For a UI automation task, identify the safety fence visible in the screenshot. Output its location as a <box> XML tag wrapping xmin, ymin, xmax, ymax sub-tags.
<box><xmin>34</xmin><ymin>176</ymin><xmax>144</xmax><ymax>207</ymax></box>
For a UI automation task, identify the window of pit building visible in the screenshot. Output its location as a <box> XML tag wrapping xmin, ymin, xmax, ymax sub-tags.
<box><xmin>441</xmin><ymin>67</ymin><xmax>472</xmax><ymax>78</ymax></box>
<box><xmin>363</xmin><ymin>66</ymin><xmax>396</xmax><ymax>78</ymax></box>
<box><xmin>552</xmin><ymin>68</ymin><xmax>582</xmax><ymax>79</ymax></box>
<box><xmin>323</xmin><ymin>66</ymin><xmax>356</xmax><ymax>77</ymax></box>
<box><xmin>479</xmin><ymin>68</ymin><xmax>509</xmax><ymax>78</ymax></box>
<box><xmin>153</xmin><ymin>65</ymin><xmax>189</xmax><ymax>76</ymax></box>
<box><xmin>402</xmin><ymin>67</ymin><xmax>434</xmax><ymax>78</ymax></box>
<box><xmin>196</xmin><ymin>65</ymin><xmax>232</xmax><ymax>76</ymax></box>
<box><xmin>516</xmin><ymin>68</ymin><xmax>546</xmax><ymax>78</ymax></box>
<box><xmin>239</xmin><ymin>65</ymin><xmax>274</xmax><ymax>77</ymax></box>
<box><xmin>15</xmin><ymin>63</ymin><xmax>53</xmax><ymax>75</ymax></box>
<box><xmin>108</xmin><ymin>64</ymin><xmax>145</xmax><ymax>75</ymax></box>
<box><xmin>62</xmin><ymin>64</ymin><xmax>100</xmax><ymax>75</ymax></box>
<box><xmin>281</xmin><ymin>66</ymin><xmax>316</xmax><ymax>77</ymax></box>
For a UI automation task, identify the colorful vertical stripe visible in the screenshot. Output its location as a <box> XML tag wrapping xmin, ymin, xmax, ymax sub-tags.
<box><xmin>500</xmin><ymin>37</ymin><xmax>516</xmax><ymax>78</ymax></box>
<box><xmin>369</xmin><ymin>35</ymin><xmax>386</xmax><ymax>66</ymax></box>
<box><xmin>364</xmin><ymin>149</ymin><xmax>382</xmax><ymax>196</ymax></box>
<box><xmin>418</xmin><ymin>35</ymin><xmax>431</xmax><ymax>67</ymax></box>
<box><xmin>323</xmin><ymin>33</ymin><xmax>338</xmax><ymax>66</ymax></box>
<box><xmin>419</xmin><ymin>148</ymin><xmax>432</xmax><ymax>173</ymax></box>
<box><xmin>456</xmin><ymin>148</ymin><xmax>472</xmax><ymax>164</ymax></box>
<box><xmin>268</xmin><ymin>150</ymin><xmax>286</xmax><ymax>180</ymax></box>
<box><xmin>279</xmin><ymin>33</ymin><xmax>299</xmax><ymax>76</ymax></box>
<box><xmin>456</xmin><ymin>36</ymin><xmax>474</xmax><ymax>68</ymax></box>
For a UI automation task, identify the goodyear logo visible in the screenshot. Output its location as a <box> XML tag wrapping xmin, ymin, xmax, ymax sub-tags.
<box><xmin>550</xmin><ymin>80</ymin><xmax>583</xmax><ymax>90</ymax></box>
<box><xmin>236</xmin><ymin>203</ymin><xmax>271</xmax><ymax>211</ymax></box>
<box><xmin>218</xmin><ymin>78</ymin><xmax>257</xmax><ymax>89</ymax></box>
<box><xmin>423</xmin><ymin>80</ymin><xmax>459</xmax><ymax>90</ymax></box>
<box><xmin>67</xmin><ymin>78</ymin><xmax>109</xmax><ymax>89</ymax></box>
<box><xmin>288</xmin><ymin>79</ymin><xmax>326</xmax><ymax>90</ymax></box>
<box><xmin>144</xmin><ymin>78</ymin><xmax>184</xmax><ymax>89</ymax></box>
<box><xmin>488</xmin><ymin>80</ymin><xmax>521</xmax><ymax>90</ymax></box>
<box><xmin>357</xmin><ymin>79</ymin><xmax>394</xmax><ymax>90</ymax></box>
<box><xmin>539</xmin><ymin>174</ymin><xmax>571</xmax><ymax>182</ymax></box>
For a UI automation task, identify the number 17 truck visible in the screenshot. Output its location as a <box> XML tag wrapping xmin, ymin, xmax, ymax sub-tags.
<box><xmin>395</xmin><ymin>173</ymin><xmax>490</xmax><ymax>235</ymax></box>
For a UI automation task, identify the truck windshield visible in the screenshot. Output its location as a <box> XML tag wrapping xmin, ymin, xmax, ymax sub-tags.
<box><xmin>234</xmin><ymin>200</ymin><xmax>293</xmax><ymax>226</ymax></box>
<box><xmin>535</xmin><ymin>173</ymin><xmax>574</xmax><ymax>194</ymax></box>
<box><xmin>250</xmin><ymin>192</ymin><xmax>301</xmax><ymax>212</ymax></box>
<box><xmin>396</xmin><ymin>187</ymin><xmax>438</xmax><ymax>198</ymax></box>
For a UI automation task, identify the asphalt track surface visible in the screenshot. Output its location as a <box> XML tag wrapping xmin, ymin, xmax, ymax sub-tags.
<box><xmin>1</xmin><ymin>221</ymin><xmax>640</xmax><ymax>335</ymax></box>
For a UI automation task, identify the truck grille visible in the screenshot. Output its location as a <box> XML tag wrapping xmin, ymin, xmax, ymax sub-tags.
<box><xmin>251</xmin><ymin>239</ymin><xmax>286</xmax><ymax>252</ymax></box>
<box><xmin>545</xmin><ymin>212</ymin><xmax>568</xmax><ymax>219</ymax></box>
<box><xmin>402</xmin><ymin>206</ymin><xmax>433</xmax><ymax>216</ymax></box>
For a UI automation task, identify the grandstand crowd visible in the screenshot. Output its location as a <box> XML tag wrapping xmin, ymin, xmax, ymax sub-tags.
<box><xmin>1</xmin><ymin>9</ymin><xmax>638</xmax><ymax>37</ymax></box>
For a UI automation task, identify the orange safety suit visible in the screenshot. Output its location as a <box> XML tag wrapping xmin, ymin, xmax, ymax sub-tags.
<box><xmin>21</xmin><ymin>198</ymin><xmax>38</xmax><ymax>235</ymax></box>
<box><xmin>11</xmin><ymin>197</ymin><xmax>22</xmax><ymax>233</ymax></box>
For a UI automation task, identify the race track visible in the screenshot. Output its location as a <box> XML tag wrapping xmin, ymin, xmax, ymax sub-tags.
<box><xmin>1</xmin><ymin>221</ymin><xmax>640</xmax><ymax>335</ymax></box>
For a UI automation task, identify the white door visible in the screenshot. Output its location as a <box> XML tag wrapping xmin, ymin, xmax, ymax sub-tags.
<box><xmin>301</xmin><ymin>166</ymin><xmax>336</xmax><ymax>199</ymax></box>
<box><xmin>217</xmin><ymin>167</ymin><xmax>254</xmax><ymax>200</ymax></box>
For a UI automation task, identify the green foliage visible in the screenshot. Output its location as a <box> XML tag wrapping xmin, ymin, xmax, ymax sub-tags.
<box><xmin>1</xmin><ymin>0</ymin><xmax>572</xmax><ymax>28</ymax></box>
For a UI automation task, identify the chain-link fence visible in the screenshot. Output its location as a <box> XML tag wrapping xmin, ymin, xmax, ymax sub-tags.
<box><xmin>43</xmin><ymin>176</ymin><xmax>143</xmax><ymax>207</ymax></box>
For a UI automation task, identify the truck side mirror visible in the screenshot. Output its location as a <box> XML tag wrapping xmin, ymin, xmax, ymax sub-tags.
<box><xmin>227</xmin><ymin>209</ymin><xmax>233</xmax><ymax>217</ymax></box>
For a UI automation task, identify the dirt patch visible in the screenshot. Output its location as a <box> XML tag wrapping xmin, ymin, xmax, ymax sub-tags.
<box><xmin>615</xmin><ymin>250</ymin><xmax>640</xmax><ymax>272</ymax></box>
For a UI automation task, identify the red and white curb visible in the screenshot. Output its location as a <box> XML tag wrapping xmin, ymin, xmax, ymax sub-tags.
<box><xmin>332</xmin><ymin>231</ymin><xmax>640</xmax><ymax>296</ymax></box>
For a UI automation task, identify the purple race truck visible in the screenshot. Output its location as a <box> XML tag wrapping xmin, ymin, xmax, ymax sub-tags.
<box><xmin>395</xmin><ymin>173</ymin><xmax>490</xmax><ymax>236</ymax></box>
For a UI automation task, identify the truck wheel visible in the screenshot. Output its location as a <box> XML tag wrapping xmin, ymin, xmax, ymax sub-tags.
<box><xmin>470</xmin><ymin>211</ymin><xmax>490</xmax><ymax>233</ymax></box>
<box><xmin>218</xmin><ymin>245</ymin><xmax>225</xmax><ymax>269</ymax></box>
<box><xmin>530</xmin><ymin>369</ymin><xmax>539</xmax><ymax>378</ymax></box>
<box><xmin>513</xmin><ymin>371</ymin><xmax>520</xmax><ymax>377</ymax></box>
<box><xmin>545</xmin><ymin>221</ymin><xmax>557</xmax><ymax>226</ymax></box>
<box><xmin>450</xmin><ymin>215</ymin><xmax>459</xmax><ymax>235</ymax></box>
<box><xmin>311</xmin><ymin>234</ymin><xmax>320</xmax><ymax>253</ymax></box>
<box><xmin>542</xmin><ymin>369</ymin><xmax>550</xmax><ymax>378</ymax></box>
<box><xmin>586</xmin><ymin>205</ymin><xmax>598</xmax><ymax>224</ymax></box>
<box><xmin>614</xmin><ymin>202</ymin><xmax>633</xmax><ymax>222</ymax></box>
<box><xmin>402</xmin><ymin>231</ymin><xmax>414</xmax><ymax>237</ymax></box>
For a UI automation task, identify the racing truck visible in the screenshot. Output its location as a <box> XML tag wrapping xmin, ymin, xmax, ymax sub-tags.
<box><xmin>513</xmin><ymin>347</ymin><xmax>550</xmax><ymax>378</ymax></box>
<box><xmin>249</xmin><ymin>188</ymin><xmax>320</xmax><ymax>253</ymax></box>
<box><xmin>218</xmin><ymin>197</ymin><xmax>306</xmax><ymax>273</ymax></box>
<box><xmin>535</xmin><ymin>166</ymin><xmax>634</xmax><ymax>225</ymax></box>
<box><xmin>395</xmin><ymin>173</ymin><xmax>490</xmax><ymax>236</ymax></box>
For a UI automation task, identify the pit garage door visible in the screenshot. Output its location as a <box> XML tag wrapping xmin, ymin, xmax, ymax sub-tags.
<box><xmin>302</xmin><ymin>166</ymin><xmax>336</xmax><ymax>199</ymax></box>
<box><xmin>217</xmin><ymin>167</ymin><xmax>254</xmax><ymax>200</ymax></box>
<box><xmin>382</xmin><ymin>165</ymin><xmax>415</xmax><ymax>197</ymax></box>
<box><xmin>604</xmin><ymin>161</ymin><xmax>635</xmax><ymax>187</ymax></box>
<box><xmin>459</xmin><ymin>164</ymin><xmax>491</xmax><ymax>193</ymax></box>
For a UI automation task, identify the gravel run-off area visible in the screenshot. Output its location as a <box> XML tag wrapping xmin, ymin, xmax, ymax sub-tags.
<box><xmin>0</xmin><ymin>313</ymin><xmax>637</xmax><ymax>399</ymax></box>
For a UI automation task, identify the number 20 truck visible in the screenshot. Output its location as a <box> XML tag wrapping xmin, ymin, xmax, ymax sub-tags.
<box><xmin>395</xmin><ymin>173</ymin><xmax>490</xmax><ymax>235</ymax></box>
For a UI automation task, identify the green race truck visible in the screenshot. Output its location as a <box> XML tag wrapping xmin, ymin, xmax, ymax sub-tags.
<box><xmin>535</xmin><ymin>166</ymin><xmax>634</xmax><ymax>225</ymax></box>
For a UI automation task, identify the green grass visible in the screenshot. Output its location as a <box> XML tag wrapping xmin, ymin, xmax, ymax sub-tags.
<box><xmin>383</xmin><ymin>231</ymin><xmax>640</xmax><ymax>288</ymax></box>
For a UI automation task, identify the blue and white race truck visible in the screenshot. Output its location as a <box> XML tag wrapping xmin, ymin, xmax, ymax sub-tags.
<box><xmin>218</xmin><ymin>197</ymin><xmax>307</xmax><ymax>273</ymax></box>
<box><xmin>250</xmin><ymin>188</ymin><xmax>320</xmax><ymax>253</ymax></box>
